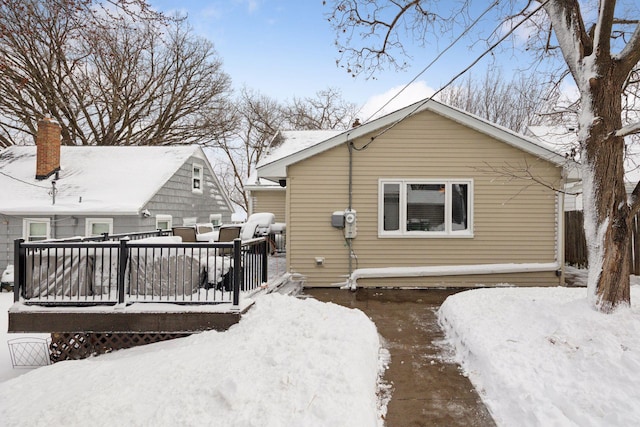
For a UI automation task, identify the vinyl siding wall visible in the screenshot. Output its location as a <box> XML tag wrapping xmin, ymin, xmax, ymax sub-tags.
<box><xmin>0</xmin><ymin>155</ymin><xmax>232</xmax><ymax>270</ymax></box>
<box><xmin>0</xmin><ymin>214</ymin><xmax>146</xmax><ymax>270</ymax></box>
<box><xmin>286</xmin><ymin>110</ymin><xmax>564</xmax><ymax>287</ymax></box>
<box><xmin>250</xmin><ymin>189</ymin><xmax>286</xmax><ymax>223</ymax></box>
<box><xmin>144</xmin><ymin>156</ymin><xmax>233</xmax><ymax>225</ymax></box>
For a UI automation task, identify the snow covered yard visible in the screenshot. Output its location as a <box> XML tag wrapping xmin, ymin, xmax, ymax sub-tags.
<box><xmin>439</xmin><ymin>283</ymin><xmax>640</xmax><ymax>427</ymax></box>
<box><xmin>4</xmin><ymin>271</ymin><xmax>640</xmax><ymax>427</ymax></box>
<box><xmin>0</xmin><ymin>292</ymin><xmax>386</xmax><ymax>427</ymax></box>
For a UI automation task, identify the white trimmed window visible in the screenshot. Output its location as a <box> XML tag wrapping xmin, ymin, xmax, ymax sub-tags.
<box><xmin>85</xmin><ymin>218</ymin><xmax>113</xmax><ymax>237</ymax></box>
<box><xmin>379</xmin><ymin>179</ymin><xmax>473</xmax><ymax>237</ymax></box>
<box><xmin>209</xmin><ymin>213</ymin><xmax>222</xmax><ymax>227</ymax></box>
<box><xmin>192</xmin><ymin>163</ymin><xmax>203</xmax><ymax>193</ymax></box>
<box><xmin>156</xmin><ymin>214</ymin><xmax>173</xmax><ymax>230</ymax></box>
<box><xmin>23</xmin><ymin>218</ymin><xmax>51</xmax><ymax>242</ymax></box>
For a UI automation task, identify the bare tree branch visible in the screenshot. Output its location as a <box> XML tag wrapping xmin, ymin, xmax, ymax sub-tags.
<box><xmin>437</xmin><ymin>67</ymin><xmax>563</xmax><ymax>133</ymax></box>
<box><xmin>474</xmin><ymin>159</ymin><xmax>577</xmax><ymax>196</ymax></box>
<box><xmin>616</xmin><ymin>121</ymin><xmax>640</xmax><ymax>137</ymax></box>
<box><xmin>617</xmin><ymin>21</ymin><xmax>640</xmax><ymax>75</ymax></box>
<box><xmin>0</xmin><ymin>0</ymin><xmax>234</xmax><ymax>146</ymax></box>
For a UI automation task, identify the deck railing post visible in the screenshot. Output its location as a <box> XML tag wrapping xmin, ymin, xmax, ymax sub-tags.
<box><xmin>14</xmin><ymin>239</ymin><xmax>25</xmax><ymax>303</ymax></box>
<box><xmin>232</xmin><ymin>238</ymin><xmax>242</xmax><ymax>308</ymax></box>
<box><xmin>261</xmin><ymin>239</ymin><xmax>268</xmax><ymax>284</ymax></box>
<box><xmin>117</xmin><ymin>238</ymin><xmax>129</xmax><ymax>304</ymax></box>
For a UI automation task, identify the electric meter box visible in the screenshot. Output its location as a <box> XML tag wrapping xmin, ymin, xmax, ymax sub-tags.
<box><xmin>344</xmin><ymin>209</ymin><xmax>357</xmax><ymax>238</ymax></box>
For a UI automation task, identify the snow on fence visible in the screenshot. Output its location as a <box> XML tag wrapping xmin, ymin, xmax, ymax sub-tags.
<box><xmin>13</xmin><ymin>231</ymin><xmax>268</xmax><ymax>307</ymax></box>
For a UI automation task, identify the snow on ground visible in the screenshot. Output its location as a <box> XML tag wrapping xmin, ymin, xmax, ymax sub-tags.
<box><xmin>4</xmin><ymin>266</ymin><xmax>640</xmax><ymax>426</ymax></box>
<box><xmin>439</xmin><ymin>282</ymin><xmax>640</xmax><ymax>427</ymax></box>
<box><xmin>0</xmin><ymin>293</ymin><xmax>49</xmax><ymax>383</ymax></box>
<box><xmin>0</xmin><ymin>292</ymin><xmax>384</xmax><ymax>427</ymax></box>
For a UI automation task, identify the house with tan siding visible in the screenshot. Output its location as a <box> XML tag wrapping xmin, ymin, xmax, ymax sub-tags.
<box><xmin>245</xmin><ymin>179</ymin><xmax>286</xmax><ymax>223</ymax></box>
<box><xmin>246</xmin><ymin>130</ymin><xmax>341</xmax><ymax>224</ymax></box>
<box><xmin>256</xmin><ymin>99</ymin><xmax>578</xmax><ymax>288</ymax></box>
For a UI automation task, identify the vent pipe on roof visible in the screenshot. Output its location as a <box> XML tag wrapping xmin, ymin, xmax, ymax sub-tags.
<box><xmin>35</xmin><ymin>116</ymin><xmax>61</xmax><ymax>180</ymax></box>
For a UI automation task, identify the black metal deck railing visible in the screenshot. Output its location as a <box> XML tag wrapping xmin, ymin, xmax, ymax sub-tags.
<box><xmin>13</xmin><ymin>231</ymin><xmax>268</xmax><ymax>308</ymax></box>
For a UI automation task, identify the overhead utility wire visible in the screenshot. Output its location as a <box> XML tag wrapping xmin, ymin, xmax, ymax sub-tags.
<box><xmin>0</xmin><ymin>170</ymin><xmax>50</xmax><ymax>189</ymax></box>
<box><xmin>356</xmin><ymin>0</ymin><xmax>551</xmax><ymax>151</ymax></box>
<box><xmin>362</xmin><ymin>0</ymin><xmax>500</xmax><ymax>124</ymax></box>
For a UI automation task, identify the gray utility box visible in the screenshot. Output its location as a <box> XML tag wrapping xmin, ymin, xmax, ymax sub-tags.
<box><xmin>331</xmin><ymin>211</ymin><xmax>345</xmax><ymax>228</ymax></box>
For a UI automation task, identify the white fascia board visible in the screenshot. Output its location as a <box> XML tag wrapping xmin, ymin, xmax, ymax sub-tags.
<box><xmin>245</xmin><ymin>184</ymin><xmax>285</xmax><ymax>192</ymax></box>
<box><xmin>245</xmin><ymin>185</ymin><xmax>285</xmax><ymax>192</ymax></box>
<box><xmin>258</xmin><ymin>99</ymin><xmax>572</xmax><ymax>181</ymax></box>
<box><xmin>257</xmin><ymin>104</ymin><xmax>427</xmax><ymax>181</ymax></box>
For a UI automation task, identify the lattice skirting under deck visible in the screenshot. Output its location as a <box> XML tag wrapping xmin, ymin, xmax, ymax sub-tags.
<box><xmin>49</xmin><ymin>332</ymin><xmax>190</xmax><ymax>362</ymax></box>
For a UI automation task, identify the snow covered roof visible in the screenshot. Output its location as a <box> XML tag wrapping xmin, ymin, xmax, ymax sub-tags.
<box><xmin>525</xmin><ymin>125</ymin><xmax>579</xmax><ymax>154</ymax></box>
<box><xmin>257</xmin><ymin>99</ymin><xmax>575</xmax><ymax>181</ymax></box>
<box><xmin>527</xmin><ymin>124</ymin><xmax>640</xmax><ymax>186</ymax></box>
<box><xmin>0</xmin><ymin>145</ymin><xmax>211</xmax><ymax>215</ymax></box>
<box><xmin>243</xmin><ymin>171</ymin><xmax>284</xmax><ymax>190</ymax></box>
<box><xmin>257</xmin><ymin>130</ymin><xmax>343</xmax><ymax>169</ymax></box>
<box><xmin>245</xmin><ymin>130</ymin><xmax>342</xmax><ymax>189</ymax></box>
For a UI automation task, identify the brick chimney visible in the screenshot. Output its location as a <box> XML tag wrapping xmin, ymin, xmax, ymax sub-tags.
<box><xmin>35</xmin><ymin>116</ymin><xmax>61</xmax><ymax>180</ymax></box>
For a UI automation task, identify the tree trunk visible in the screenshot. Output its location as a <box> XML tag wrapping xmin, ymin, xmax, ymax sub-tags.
<box><xmin>582</xmin><ymin>65</ymin><xmax>631</xmax><ymax>312</ymax></box>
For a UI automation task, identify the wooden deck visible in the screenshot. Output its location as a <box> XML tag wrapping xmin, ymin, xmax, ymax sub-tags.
<box><xmin>8</xmin><ymin>300</ymin><xmax>254</xmax><ymax>334</ymax></box>
<box><xmin>7</xmin><ymin>269</ymin><xmax>301</xmax><ymax>335</ymax></box>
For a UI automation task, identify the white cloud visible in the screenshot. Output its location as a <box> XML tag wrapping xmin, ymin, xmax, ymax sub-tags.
<box><xmin>234</xmin><ymin>0</ymin><xmax>260</xmax><ymax>14</ymax></box>
<box><xmin>200</xmin><ymin>6</ymin><xmax>223</xmax><ymax>20</ymax></box>
<box><xmin>358</xmin><ymin>81</ymin><xmax>436</xmax><ymax>122</ymax></box>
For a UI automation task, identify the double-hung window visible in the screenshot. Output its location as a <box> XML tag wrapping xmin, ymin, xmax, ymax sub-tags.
<box><xmin>209</xmin><ymin>213</ymin><xmax>222</xmax><ymax>227</ymax></box>
<box><xmin>23</xmin><ymin>218</ymin><xmax>51</xmax><ymax>241</ymax></box>
<box><xmin>192</xmin><ymin>163</ymin><xmax>203</xmax><ymax>194</ymax></box>
<box><xmin>156</xmin><ymin>214</ymin><xmax>173</xmax><ymax>230</ymax></box>
<box><xmin>379</xmin><ymin>179</ymin><xmax>473</xmax><ymax>237</ymax></box>
<box><xmin>86</xmin><ymin>218</ymin><xmax>113</xmax><ymax>237</ymax></box>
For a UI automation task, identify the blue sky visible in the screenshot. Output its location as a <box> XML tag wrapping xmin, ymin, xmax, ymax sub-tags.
<box><xmin>146</xmin><ymin>1</ymin><xmax>544</xmax><ymax>117</ymax></box>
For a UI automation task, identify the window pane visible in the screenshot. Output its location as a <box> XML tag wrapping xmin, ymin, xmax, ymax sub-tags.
<box><xmin>383</xmin><ymin>183</ymin><xmax>400</xmax><ymax>231</ymax></box>
<box><xmin>156</xmin><ymin>215</ymin><xmax>172</xmax><ymax>230</ymax></box>
<box><xmin>451</xmin><ymin>183</ymin><xmax>469</xmax><ymax>231</ymax></box>
<box><xmin>91</xmin><ymin>223</ymin><xmax>110</xmax><ymax>236</ymax></box>
<box><xmin>406</xmin><ymin>184</ymin><xmax>445</xmax><ymax>231</ymax></box>
<box><xmin>193</xmin><ymin>165</ymin><xmax>203</xmax><ymax>190</ymax></box>
<box><xmin>27</xmin><ymin>222</ymin><xmax>48</xmax><ymax>241</ymax></box>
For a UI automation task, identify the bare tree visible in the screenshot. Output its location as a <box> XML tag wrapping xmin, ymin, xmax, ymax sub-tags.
<box><xmin>0</xmin><ymin>0</ymin><xmax>234</xmax><ymax>147</ymax></box>
<box><xmin>438</xmin><ymin>68</ymin><xmax>563</xmax><ymax>133</ymax></box>
<box><xmin>212</xmin><ymin>88</ymin><xmax>285</xmax><ymax>213</ymax></box>
<box><xmin>282</xmin><ymin>87</ymin><xmax>359</xmax><ymax>130</ymax></box>
<box><xmin>212</xmin><ymin>87</ymin><xmax>358</xmax><ymax>213</ymax></box>
<box><xmin>328</xmin><ymin>0</ymin><xmax>640</xmax><ymax>312</ymax></box>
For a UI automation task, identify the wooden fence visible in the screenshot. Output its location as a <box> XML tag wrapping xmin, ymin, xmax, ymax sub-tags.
<box><xmin>565</xmin><ymin>211</ymin><xmax>640</xmax><ymax>274</ymax></box>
